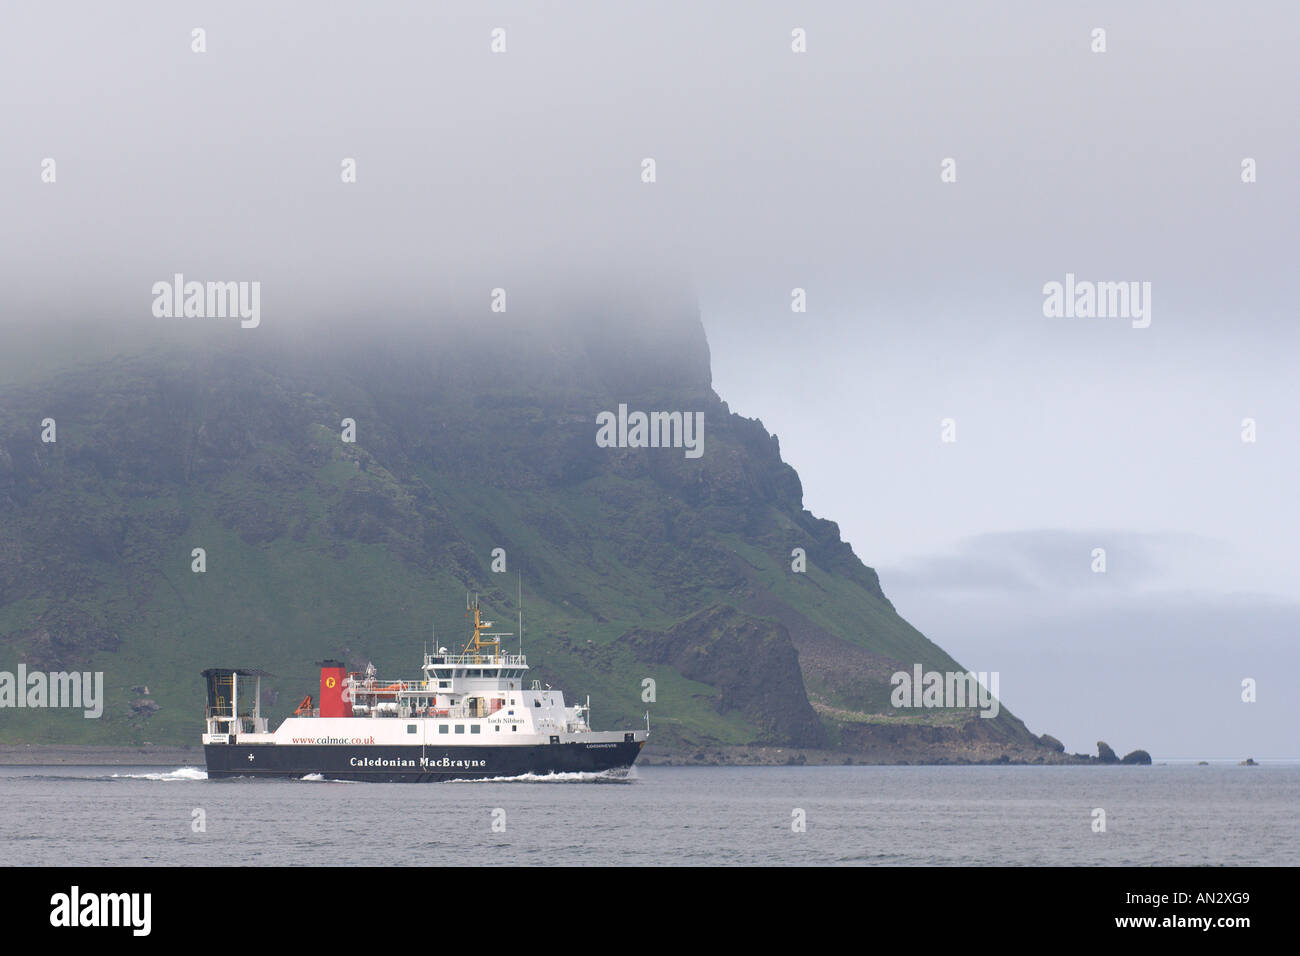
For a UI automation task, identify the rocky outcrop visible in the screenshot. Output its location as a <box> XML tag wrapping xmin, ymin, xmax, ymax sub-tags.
<box><xmin>1097</xmin><ymin>741</ymin><xmax>1119</xmax><ymax>763</ymax></box>
<box><xmin>1038</xmin><ymin>733</ymin><xmax>1065</xmax><ymax>752</ymax></box>
<box><xmin>624</xmin><ymin>604</ymin><xmax>827</xmax><ymax>748</ymax></box>
<box><xmin>128</xmin><ymin>698</ymin><xmax>160</xmax><ymax>717</ymax></box>
<box><xmin>1121</xmin><ymin>749</ymin><xmax>1151</xmax><ymax>765</ymax></box>
<box><xmin>828</xmin><ymin>717</ymin><xmax>1081</xmax><ymax>764</ymax></box>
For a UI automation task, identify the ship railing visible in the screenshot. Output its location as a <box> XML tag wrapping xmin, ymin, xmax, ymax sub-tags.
<box><xmin>205</xmin><ymin>713</ymin><xmax>268</xmax><ymax>734</ymax></box>
<box><xmin>398</xmin><ymin>704</ymin><xmax>492</xmax><ymax>720</ymax></box>
<box><xmin>205</xmin><ymin>707</ymin><xmax>259</xmax><ymax>723</ymax></box>
<box><xmin>354</xmin><ymin>654</ymin><xmax>528</xmax><ymax>688</ymax></box>
<box><xmin>440</xmin><ymin>652</ymin><xmax>529</xmax><ymax>667</ymax></box>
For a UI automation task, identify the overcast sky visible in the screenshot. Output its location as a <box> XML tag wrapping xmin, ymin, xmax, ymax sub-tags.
<box><xmin>2</xmin><ymin>2</ymin><xmax>1296</xmax><ymax>757</ymax></box>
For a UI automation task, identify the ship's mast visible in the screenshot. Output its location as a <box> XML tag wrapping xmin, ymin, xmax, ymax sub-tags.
<box><xmin>461</xmin><ymin>591</ymin><xmax>501</xmax><ymax>662</ymax></box>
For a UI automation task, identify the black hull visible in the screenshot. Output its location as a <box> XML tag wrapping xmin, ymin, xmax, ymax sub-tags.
<box><xmin>204</xmin><ymin>740</ymin><xmax>644</xmax><ymax>782</ymax></box>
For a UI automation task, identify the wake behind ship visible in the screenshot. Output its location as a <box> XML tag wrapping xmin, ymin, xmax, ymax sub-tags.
<box><xmin>201</xmin><ymin>596</ymin><xmax>648</xmax><ymax>781</ymax></box>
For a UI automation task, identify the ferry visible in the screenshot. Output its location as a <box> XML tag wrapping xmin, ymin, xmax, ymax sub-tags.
<box><xmin>201</xmin><ymin>596</ymin><xmax>648</xmax><ymax>781</ymax></box>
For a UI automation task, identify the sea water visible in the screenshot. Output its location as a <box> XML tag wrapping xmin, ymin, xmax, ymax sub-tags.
<box><xmin>0</xmin><ymin>763</ymin><xmax>1294</xmax><ymax>866</ymax></box>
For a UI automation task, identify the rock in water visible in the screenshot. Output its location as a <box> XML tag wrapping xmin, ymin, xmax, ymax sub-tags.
<box><xmin>1121</xmin><ymin>749</ymin><xmax>1151</xmax><ymax>765</ymax></box>
<box><xmin>1097</xmin><ymin>741</ymin><xmax>1119</xmax><ymax>763</ymax></box>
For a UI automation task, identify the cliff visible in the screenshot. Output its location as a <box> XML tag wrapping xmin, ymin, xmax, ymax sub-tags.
<box><xmin>0</xmin><ymin>306</ymin><xmax>1061</xmax><ymax>761</ymax></box>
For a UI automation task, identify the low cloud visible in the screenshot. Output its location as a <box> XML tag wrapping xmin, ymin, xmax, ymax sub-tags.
<box><xmin>881</xmin><ymin>529</ymin><xmax>1214</xmax><ymax>596</ymax></box>
<box><xmin>879</xmin><ymin>531</ymin><xmax>1299</xmax><ymax>758</ymax></box>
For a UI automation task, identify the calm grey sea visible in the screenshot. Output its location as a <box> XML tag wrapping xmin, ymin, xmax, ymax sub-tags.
<box><xmin>1</xmin><ymin>763</ymin><xmax>1295</xmax><ymax>866</ymax></box>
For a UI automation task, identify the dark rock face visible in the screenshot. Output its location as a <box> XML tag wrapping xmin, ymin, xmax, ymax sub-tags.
<box><xmin>1038</xmin><ymin>733</ymin><xmax>1065</xmax><ymax>752</ymax></box>
<box><xmin>834</xmin><ymin>716</ymin><xmax>1059</xmax><ymax>765</ymax></box>
<box><xmin>624</xmin><ymin>604</ymin><xmax>827</xmax><ymax>748</ymax></box>
<box><xmin>1097</xmin><ymin>741</ymin><xmax>1119</xmax><ymax>763</ymax></box>
<box><xmin>4</xmin><ymin>608</ymin><xmax>120</xmax><ymax>672</ymax></box>
<box><xmin>129</xmin><ymin>698</ymin><xmax>160</xmax><ymax>717</ymax></box>
<box><xmin>1121</xmin><ymin>749</ymin><xmax>1152</xmax><ymax>765</ymax></box>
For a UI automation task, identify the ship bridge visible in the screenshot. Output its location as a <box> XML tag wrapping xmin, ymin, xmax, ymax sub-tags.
<box><xmin>418</xmin><ymin>596</ymin><xmax>528</xmax><ymax>697</ymax></box>
<box><xmin>341</xmin><ymin>595</ymin><xmax>579</xmax><ymax>726</ymax></box>
<box><xmin>421</xmin><ymin>651</ymin><xmax>529</xmax><ymax>693</ymax></box>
